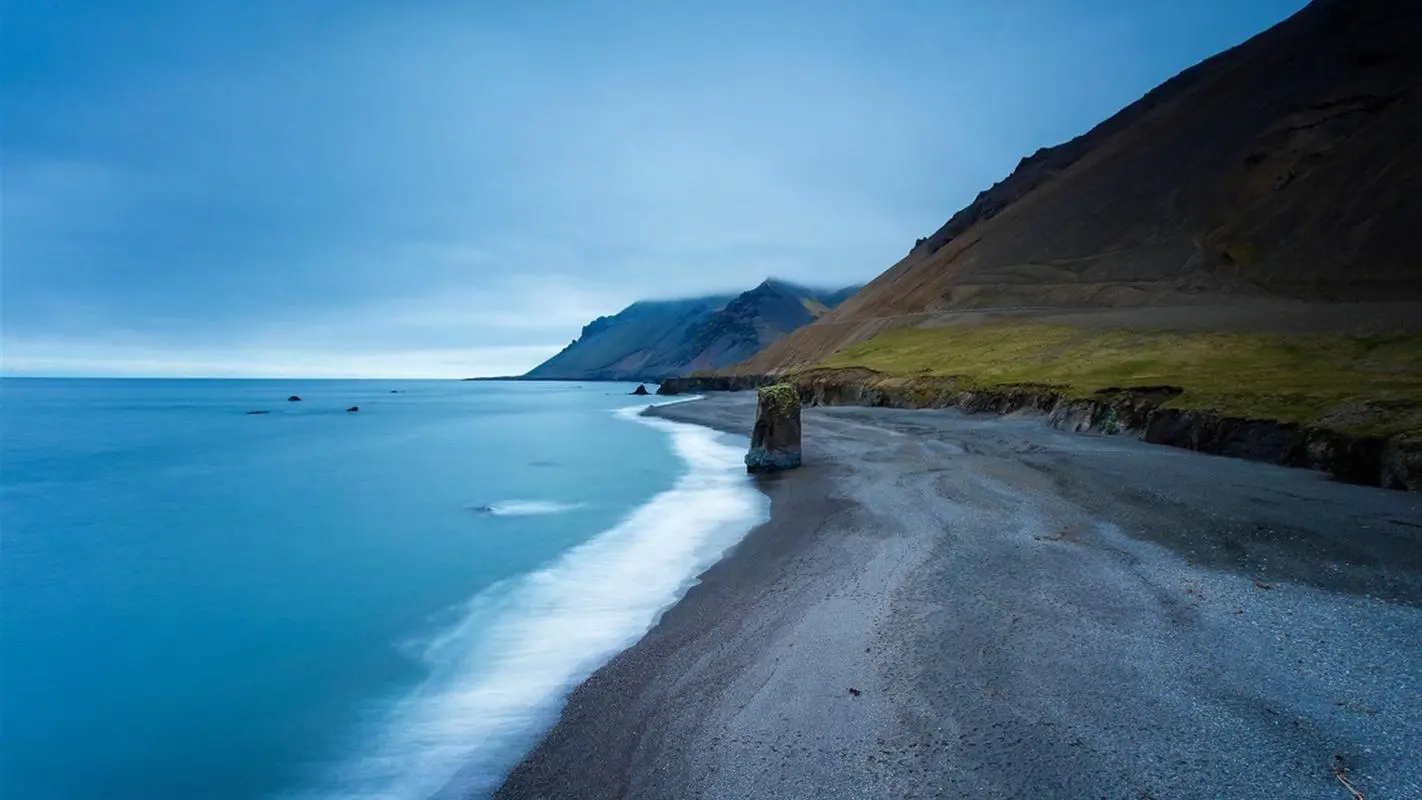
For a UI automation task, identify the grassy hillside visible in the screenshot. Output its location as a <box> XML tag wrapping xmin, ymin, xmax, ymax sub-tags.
<box><xmin>813</xmin><ymin>322</ymin><xmax>1422</xmax><ymax>437</ymax></box>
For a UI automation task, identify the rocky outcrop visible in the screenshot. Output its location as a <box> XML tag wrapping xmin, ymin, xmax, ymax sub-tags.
<box><xmin>288</xmin><ymin>395</ymin><xmax>302</xmax><ymax>402</ymax></box>
<box><xmin>745</xmin><ymin>384</ymin><xmax>802</xmax><ymax>473</ymax></box>
<box><xmin>663</xmin><ymin>369</ymin><xmax>1420</xmax><ymax>490</ymax></box>
<box><xmin>631</xmin><ymin>384</ymin><xmax>649</xmax><ymax>396</ymax></box>
<box><xmin>1382</xmin><ymin>434</ymin><xmax>1422</xmax><ymax>491</ymax></box>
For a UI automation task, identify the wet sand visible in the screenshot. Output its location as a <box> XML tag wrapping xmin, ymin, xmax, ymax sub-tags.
<box><xmin>496</xmin><ymin>393</ymin><xmax>1422</xmax><ymax>799</ymax></box>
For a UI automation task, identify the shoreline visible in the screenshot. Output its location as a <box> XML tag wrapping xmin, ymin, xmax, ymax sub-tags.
<box><xmin>493</xmin><ymin>396</ymin><xmax>847</xmax><ymax>798</ymax></box>
<box><xmin>294</xmin><ymin>396</ymin><xmax>767</xmax><ymax>799</ymax></box>
<box><xmin>495</xmin><ymin>394</ymin><xmax>1422</xmax><ymax>799</ymax></box>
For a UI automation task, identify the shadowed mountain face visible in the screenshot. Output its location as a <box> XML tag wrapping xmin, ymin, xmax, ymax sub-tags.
<box><xmin>525</xmin><ymin>280</ymin><xmax>858</xmax><ymax>381</ymax></box>
<box><xmin>741</xmin><ymin>0</ymin><xmax>1422</xmax><ymax>373</ymax></box>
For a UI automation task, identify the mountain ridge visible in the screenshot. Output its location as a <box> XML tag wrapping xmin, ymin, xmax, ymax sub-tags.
<box><xmin>523</xmin><ymin>279</ymin><xmax>859</xmax><ymax>381</ymax></box>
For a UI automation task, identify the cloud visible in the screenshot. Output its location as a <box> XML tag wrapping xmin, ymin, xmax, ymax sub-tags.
<box><xmin>1</xmin><ymin>0</ymin><xmax>1309</xmax><ymax>377</ymax></box>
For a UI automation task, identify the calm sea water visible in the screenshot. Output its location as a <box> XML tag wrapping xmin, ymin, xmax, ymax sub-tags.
<box><xmin>1</xmin><ymin>379</ymin><xmax>766</xmax><ymax>799</ymax></box>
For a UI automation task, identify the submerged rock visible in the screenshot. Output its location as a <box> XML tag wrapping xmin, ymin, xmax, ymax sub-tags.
<box><xmin>631</xmin><ymin>384</ymin><xmax>649</xmax><ymax>396</ymax></box>
<box><xmin>346</xmin><ymin>405</ymin><xmax>360</xmax><ymax>413</ymax></box>
<box><xmin>745</xmin><ymin>383</ymin><xmax>802</xmax><ymax>473</ymax></box>
<box><xmin>245</xmin><ymin>410</ymin><xmax>270</xmax><ymax>415</ymax></box>
<box><xmin>287</xmin><ymin>395</ymin><xmax>302</xmax><ymax>402</ymax></box>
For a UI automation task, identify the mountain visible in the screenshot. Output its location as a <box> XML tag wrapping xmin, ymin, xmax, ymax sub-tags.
<box><xmin>645</xmin><ymin>280</ymin><xmax>856</xmax><ymax>375</ymax></box>
<box><xmin>525</xmin><ymin>280</ymin><xmax>859</xmax><ymax>381</ymax></box>
<box><xmin>525</xmin><ymin>295</ymin><xmax>733</xmax><ymax>381</ymax></box>
<box><xmin>740</xmin><ymin>0</ymin><xmax>1422</xmax><ymax>374</ymax></box>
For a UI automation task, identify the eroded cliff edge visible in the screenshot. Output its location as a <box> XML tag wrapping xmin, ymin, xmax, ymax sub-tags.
<box><xmin>658</xmin><ymin>372</ymin><xmax>1421</xmax><ymax>491</ymax></box>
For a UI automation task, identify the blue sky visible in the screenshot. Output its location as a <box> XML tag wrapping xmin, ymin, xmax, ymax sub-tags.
<box><xmin>3</xmin><ymin>0</ymin><xmax>1307</xmax><ymax>377</ymax></box>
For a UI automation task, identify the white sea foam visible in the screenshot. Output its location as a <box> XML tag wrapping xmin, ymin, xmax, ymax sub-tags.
<box><xmin>299</xmin><ymin>401</ymin><xmax>765</xmax><ymax>799</ymax></box>
<box><xmin>471</xmin><ymin>500</ymin><xmax>585</xmax><ymax>517</ymax></box>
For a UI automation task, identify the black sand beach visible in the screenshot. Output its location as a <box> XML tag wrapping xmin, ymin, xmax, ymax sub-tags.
<box><xmin>496</xmin><ymin>394</ymin><xmax>1422</xmax><ymax>799</ymax></box>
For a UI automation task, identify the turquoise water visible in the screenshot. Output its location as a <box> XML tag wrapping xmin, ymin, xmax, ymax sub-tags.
<box><xmin>1</xmin><ymin>379</ymin><xmax>765</xmax><ymax>799</ymax></box>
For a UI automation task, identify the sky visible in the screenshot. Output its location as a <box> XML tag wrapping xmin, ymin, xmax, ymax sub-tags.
<box><xmin>3</xmin><ymin>0</ymin><xmax>1308</xmax><ymax>378</ymax></box>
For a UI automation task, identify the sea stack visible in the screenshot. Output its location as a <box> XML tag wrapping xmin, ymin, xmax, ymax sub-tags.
<box><xmin>631</xmin><ymin>384</ymin><xmax>649</xmax><ymax>396</ymax></box>
<box><xmin>745</xmin><ymin>384</ymin><xmax>801</xmax><ymax>473</ymax></box>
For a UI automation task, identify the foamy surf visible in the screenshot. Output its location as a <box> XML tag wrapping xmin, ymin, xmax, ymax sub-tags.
<box><xmin>298</xmin><ymin>400</ymin><xmax>766</xmax><ymax>799</ymax></box>
<box><xmin>469</xmin><ymin>500</ymin><xmax>585</xmax><ymax>517</ymax></box>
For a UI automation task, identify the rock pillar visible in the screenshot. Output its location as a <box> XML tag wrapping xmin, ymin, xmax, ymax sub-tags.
<box><xmin>745</xmin><ymin>384</ymin><xmax>802</xmax><ymax>473</ymax></box>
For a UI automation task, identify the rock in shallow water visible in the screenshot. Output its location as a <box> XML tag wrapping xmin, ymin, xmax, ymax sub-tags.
<box><xmin>745</xmin><ymin>384</ymin><xmax>802</xmax><ymax>473</ymax></box>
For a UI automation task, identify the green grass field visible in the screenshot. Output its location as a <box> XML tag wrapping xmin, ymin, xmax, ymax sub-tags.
<box><xmin>812</xmin><ymin>323</ymin><xmax>1422</xmax><ymax>437</ymax></box>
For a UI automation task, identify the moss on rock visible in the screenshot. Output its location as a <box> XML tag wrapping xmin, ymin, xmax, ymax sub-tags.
<box><xmin>747</xmin><ymin>383</ymin><xmax>803</xmax><ymax>473</ymax></box>
<box><xmin>758</xmin><ymin>383</ymin><xmax>800</xmax><ymax>416</ymax></box>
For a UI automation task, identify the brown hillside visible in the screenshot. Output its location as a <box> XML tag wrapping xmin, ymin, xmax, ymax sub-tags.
<box><xmin>742</xmin><ymin>0</ymin><xmax>1422</xmax><ymax>373</ymax></box>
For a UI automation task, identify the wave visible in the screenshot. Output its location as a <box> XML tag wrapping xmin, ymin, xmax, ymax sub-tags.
<box><xmin>297</xmin><ymin>401</ymin><xmax>766</xmax><ymax>799</ymax></box>
<box><xmin>469</xmin><ymin>500</ymin><xmax>584</xmax><ymax>517</ymax></box>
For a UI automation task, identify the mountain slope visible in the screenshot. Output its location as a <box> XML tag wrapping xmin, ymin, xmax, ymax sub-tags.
<box><xmin>741</xmin><ymin>0</ymin><xmax>1422</xmax><ymax>374</ymax></box>
<box><xmin>526</xmin><ymin>280</ymin><xmax>857</xmax><ymax>381</ymax></box>
<box><xmin>525</xmin><ymin>296</ymin><xmax>733</xmax><ymax>381</ymax></box>
<box><xmin>638</xmin><ymin>280</ymin><xmax>854</xmax><ymax>376</ymax></box>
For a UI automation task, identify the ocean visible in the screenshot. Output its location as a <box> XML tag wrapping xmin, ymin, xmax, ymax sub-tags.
<box><xmin>0</xmin><ymin>378</ymin><xmax>767</xmax><ymax>799</ymax></box>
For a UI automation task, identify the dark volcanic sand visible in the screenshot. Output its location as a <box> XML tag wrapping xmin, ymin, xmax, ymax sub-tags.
<box><xmin>495</xmin><ymin>393</ymin><xmax>1422</xmax><ymax>799</ymax></box>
